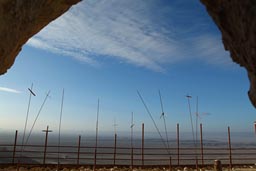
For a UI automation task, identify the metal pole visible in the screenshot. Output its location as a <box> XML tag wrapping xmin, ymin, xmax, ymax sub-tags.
<box><xmin>77</xmin><ymin>135</ymin><xmax>81</xmax><ymax>166</ymax></box>
<box><xmin>131</xmin><ymin>147</ymin><xmax>134</xmax><ymax>171</ymax></box>
<box><xmin>159</xmin><ymin>90</ymin><xmax>170</xmax><ymax>151</ymax></box>
<box><xmin>58</xmin><ymin>89</ymin><xmax>64</xmax><ymax>171</ymax></box>
<box><xmin>200</xmin><ymin>123</ymin><xmax>204</xmax><ymax>167</ymax></box>
<box><xmin>169</xmin><ymin>157</ymin><xmax>172</xmax><ymax>171</ymax></box>
<box><xmin>25</xmin><ymin>90</ymin><xmax>50</xmax><ymax>146</ymax></box>
<box><xmin>42</xmin><ymin>125</ymin><xmax>52</xmax><ymax>165</ymax></box>
<box><xmin>196</xmin><ymin>157</ymin><xmax>199</xmax><ymax>171</ymax></box>
<box><xmin>93</xmin><ymin>99</ymin><xmax>100</xmax><ymax>171</ymax></box>
<box><xmin>93</xmin><ymin>148</ymin><xmax>97</xmax><ymax>170</ymax></box>
<box><xmin>177</xmin><ymin>123</ymin><xmax>180</xmax><ymax>166</ymax></box>
<box><xmin>131</xmin><ymin>112</ymin><xmax>134</xmax><ymax>171</ymax></box>
<box><xmin>228</xmin><ymin>126</ymin><xmax>232</xmax><ymax>169</ymax></box>
<box><xmin>21</xmin><ymin>84</ymin><xmax>35</xmax><ymax>159</ymax></box>
<box><xmin>137</xmin><ymin>91</ymin><xmax>170</xmax><ymax>154</ymax></box>
<box><xmin>114</xmin><ymin>133</ymin><xmax>117</xmax><ymax>166</ymax></box>
<box><xmin>12</xmin><ymin>130</ymin><xmax>18</xmax><ymax>164</ymax></box>
<box><xmin>186</xmin><ymin>95</ymin><xmax>195</xmax><ymax>146</ymax></box>
<box><xmin>142</xmin><ymin>123</ymin><xmax>144</xmax><ymax>167</ymax></box>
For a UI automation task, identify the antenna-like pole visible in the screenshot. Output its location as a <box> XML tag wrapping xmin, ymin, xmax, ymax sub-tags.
<box><xmin>195</xmin><ymin>96</ymin><xmax>199</xmax><ymax>170</ymax></box>
<box><xmin>137</xmin><ymin>90</ymin><xmax>170</xmax><ymax>155</ymax></box>
<box><xmin>131</xmin><ymin>112</ymin><xmax>134</xmax><ymax>148</ymax></box>
<box><xmin>42</xmin><ymin>125</ymin><xmax>52</xmax><ymax>165</ymax></box>
<box><xmin>95</xmin><ymin>98</ymin><xmax>100</xmax><ymax>148</ymax></box>
<box><xmin>159</xmin><ymin>90</ymin><xmax>170</xmax><ymax>151</ymax></box>
<box><xmin>131</xmin><ymin>112</ymin><xmax>134</xmax><ymax>170</ymax></box>
<box><xmin>57</xmin><ymin>89</ymin><xmax>64</xmax><ymax>171</ymax></box>
<box><xmin>21</xmin><ymin>84</ymin><xmax>36</xmax><ymax>158</ymax></box>
<box><xmin>25</xmin><ymin>90</ymin><xmax>50</xmax><ymax>146</ymax></box>
<box><xmin>196</xmin><ymin>96</ymin><xmax>200</xmax><ymax>145</ymax></box>
<box><xmin>93</xmin><ymin>99</ymin><xmax>100</xmax><ymax>171</ymax></box>
<box><xmin>186</xmin><ymin>95</ymin><xmax>196</xmax><ymax>146</ymax></box>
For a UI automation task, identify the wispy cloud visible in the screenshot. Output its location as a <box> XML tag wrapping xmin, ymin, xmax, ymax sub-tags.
<box><xmin>0</xmin><ymin>87</ymin><xmax>21</xmax><ymax>94</ymax></box>
<box><xmin>27</xmin><ymin>0</ymin><xmax>232</xmax><ymax>72</ymax></box>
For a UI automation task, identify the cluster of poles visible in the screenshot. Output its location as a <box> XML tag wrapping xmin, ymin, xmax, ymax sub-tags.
<box><xmin>9</xmin><ymin>122</ymin><xmax>236</xmax><ymax>170</ymax></box>
<box><xmin>17</xmin><ymin>84</ymin><xmax>64</xmax><ymax>171</ymax></box>
<box><xmin>137</xmin><ymin>90</ymin><xmax>211</xmax><ymax>169</ymax></box>
<box><xmin>16</xmin><ymin>84</ymin><xmax>212</xmax><ymax>170</ymax></box>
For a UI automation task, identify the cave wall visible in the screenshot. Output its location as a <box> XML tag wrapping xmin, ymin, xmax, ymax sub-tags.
<box><xmin>200</xmin><ymin>0</ymin><xmax>256</xmax><ymax>108</ymax></box>
<box><xmin>0</xmin><ymin>0</ymin><xmax>81</xmax><ymax>75</ymax></box>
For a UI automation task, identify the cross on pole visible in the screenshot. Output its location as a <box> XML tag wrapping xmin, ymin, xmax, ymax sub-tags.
<box><xmin>42</xmin><ymin>125</ymin><xmax>52</xmax><ymax>165</ymax></box>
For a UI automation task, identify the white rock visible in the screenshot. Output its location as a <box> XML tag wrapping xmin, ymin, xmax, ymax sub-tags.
<box><xmin>62</xmin><ymin>168</ymin><xmax>69</xmax><ymax>171</ymax></box>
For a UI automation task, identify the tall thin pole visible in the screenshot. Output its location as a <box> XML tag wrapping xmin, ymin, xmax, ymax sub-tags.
<box><xmin>93</xmin><ymin>99</ymin><xmax>100</xmax><ymax>171</ymax></box>
<box><xmin>228</xmin><ymin>126</ymin><xmax>232</xmax><ymax>169</ymax></box>
<box><xmin>200</xmin><ymin>123</ymin><xmax>204</xmax><ymax>167</ymax></box>
<box><xmin>12</xmin><ymin>130</ymin><xmax>18</xmax><ymax>164</ymax></box>
<box><xmin>169</xmin><ymin>157</ymin><xmax>172</xmax><ymax>171</ymax></box>
<box><xmin>42</xmin><ymin>125</ymin><xmax>52</xmax><ymax>165</ymax></box>
<box><xmin>114</xmin><ymin>133</ymin><xmax>117</xmax><ymax>166</ymax></box>
<box><xmin>186</xmin><ymin>95</ymin><xmax>197</xmax><ymax>168</ymax></box>
<box><xmin>186</xmin><ymin>95</ymin><xmax>195</xmax><ymax>146</ymax></box>
<box><xmin>96</xmin><ymin>99</ymin><xmax>100</xmax><ymax>149</ymax></box>
<box><xmin>113</xmin><ymin>117</ymin><xmax>118</xmax><ymax>166</ymax></box>
<box><xmin>159</xmin><ymin>90</ymin><xmax>170</xmax><ymax>152</ymax></box>
<box><xmin>196</xmin><ymin>96</ymin><xmax>198</xmax><ymax>149</ymax></box>
<box><xmin>20</xmin><ymin>84</ymin><xmax>35</xmax><ymax>161</ymax></box>
<box><xmin>195</xmin><ymin>96</ymin><xmax>199</xmax><ymax>171</ymax></box>
<box><xmin>25</xmin><ymin>90</ymin><xmax>50</xmax><ymax>146</ymax></box>
<box><xmin>137</xmin><ymin>91</ymin><xmax>170</xmax><ymax>155</ymax></box>
<box><xmin>131</xmin><ymin>112</ymin><xmax>134</xmax><ymax>170</ymax></box>
<box><xmin>142</xmin><ymin>123</ymin><xmax>144</xmax><ymax>167</ymax></box>
<box><xmin>57</xmin><ymin>89</ymin><xmax>64</xmax><ymax>171</ymax></box>
<box><xmin>77</xmin><ymin>135</ymin><xmax>81</xmax><ymax>166</ymax></box>
<box><xmin>177</xmin><ymin>123</ymin><xmax>180</xmax><ymax>166</ymax></box>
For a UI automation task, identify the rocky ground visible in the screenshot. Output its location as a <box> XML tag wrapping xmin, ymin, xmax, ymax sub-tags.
<box><xmin>1</xmin><ymin>166</ymin><xmax>256</xmax><ymax>171</ymax></box>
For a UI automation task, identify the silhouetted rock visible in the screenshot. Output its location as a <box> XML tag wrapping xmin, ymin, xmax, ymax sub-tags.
<box><xmin>201</xmin><ymin>0</ymin><xmax>256</xmax><ymax>108</ymax></box>
<box><xmin>0</xmin><ymin>0</ymin><xmax>81</xmax><ymax>74</ymax></box>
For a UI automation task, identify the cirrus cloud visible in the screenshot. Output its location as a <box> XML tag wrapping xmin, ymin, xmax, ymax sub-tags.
<box><xmin>27</xmin><ymin>0</ymin><xmax>232</xmax><ymax>72</ymax></box>
<box><xmin>0</xmin><ymin>87</ymin><xmax>21</xmax><ymax>94</ymax></box>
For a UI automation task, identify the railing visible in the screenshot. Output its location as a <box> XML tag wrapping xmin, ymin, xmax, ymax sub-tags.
<box><xmin>1</xmin><ymin>144</ymin><xmax>256</xmax><ymax>167</ymax></box>
<box><xmin>0</xmin><ymin>124</ymin><xmax>256</xmax><ymax>169</ymax></box>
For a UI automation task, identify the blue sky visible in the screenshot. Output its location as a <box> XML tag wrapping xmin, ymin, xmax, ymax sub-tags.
<box><xmin>0</xmin><ymin>0</ymin><xmax>255</xmax><ymax>137</ymax></box>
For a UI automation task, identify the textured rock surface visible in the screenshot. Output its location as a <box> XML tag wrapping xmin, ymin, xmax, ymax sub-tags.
<box><xmin>0</xmin><ymin>0</ymin><xmax>81</xmax><ymax>75</ymax></box>
<box><xmin>200</xmin><ymin>0</ymin><xmax>256</xmax><ymax>108</ymax></box>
